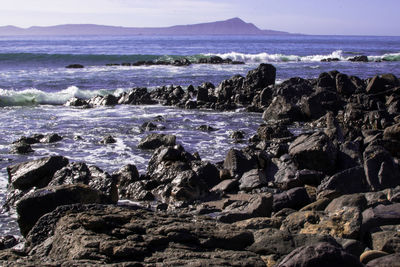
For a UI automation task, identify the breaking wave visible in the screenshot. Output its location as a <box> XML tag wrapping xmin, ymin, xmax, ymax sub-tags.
<box><xmin>0</xmin><ymin>86</ymin><xmax>121</xmax><ymax>107</ymax></box>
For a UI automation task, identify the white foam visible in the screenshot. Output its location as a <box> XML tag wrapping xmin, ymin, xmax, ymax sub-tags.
<box><xmin>0</xmin><ymin>86</ymin><xmax>120</xmax><ymax>107</ymax></box>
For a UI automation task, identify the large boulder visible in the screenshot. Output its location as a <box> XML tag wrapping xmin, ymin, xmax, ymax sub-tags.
<box><xmin>272</xmin><ymin>187</ymin><xmax>311</xmax><ymax>212</ymax></box>
<box><xmin>362</xmin><ymin>203</ymin><xmax>400</xmax><ymax>231</ymax></box>
<box><xmin>289</xmin><ymin>132</ymin><xmax>337</xmax><ymax>173</ymax></box>
<box><xmin>16</xmin><ymin>184</ymin><xmax>113</xmax><ymax>236</ymax></box>
<box><xmin>276</xmin><ymin>242</ymin><xmax>363</xmax><ymax>267</ymax></box>
<box><xmin>88</xmin><ymin>94</ymin><xmax>118</xmax><ymax>106</ymax></box>
<box><xmin>263</xmin><ymin>95</ymin><xmax>303</xmax><ymax>122</ymax></box>
<box><xmin>49</xmin><ymin>162</ymin><xmax>118</xmax><ymax>203</ymax></box>
<box><xmin>9</xmin><ymin>204</ymin><xmax>265</xmax><ymax>266</ymax></box>
<box><xmin>239</xmin><ymin>169</ymin><xmax>267</xmax><ymax>192</ymax></box>
<box><xmin>336</xmin><ymin>73</ymin><xmax>356</xmax><ymax>95</ymax></box>
<box><xmin>223</xmin><ymin>148</ymin><xmax>258</xmax><ymax>178</ymax></box>
<box><xmin>138</xmin><ymin>133</ymin><xmax>176</xmax><ymax>150</ymax></box>
<box><xmin>243</xmin><ymin>63</ymin><xmax>276</xmax><ymax>90</ymax></box>
<box><xmin>217</xmin><ymin>194</ymin><xmax>273</xmax><ymax>223</ymax></box>
<box><xmin>7</xmin><ymin>156</ymin><xmax>69</xmax><ymax>190</ymax></box>
<box><xmin>363</xmin><ymin>145</ymin><xmax>400</xmax><ymax>191</ymax></box>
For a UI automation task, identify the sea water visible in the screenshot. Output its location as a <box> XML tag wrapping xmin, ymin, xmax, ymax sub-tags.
<box><xmin>0</xmin><ymin>35</ymin><xmax>399</xmax><ymax>235</ymax></box>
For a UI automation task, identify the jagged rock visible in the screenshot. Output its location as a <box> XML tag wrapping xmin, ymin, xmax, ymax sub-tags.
<box><xmin>7</xmin><ymin>204</ymin><xmax>265</xmax><ymax>266</ymax></box>
<box><xmin>140</xmin><ymin>121</ymin><xmax>158</xmax><ymax>132</ymax></box>
<box><xmin>263</xmin><ymin>95</ymin><xmax>303</xmax><ymax>122</ymax></box>
<box><xmin>289</xmin><ymin>132</ymin><xmax>337</xmax><ymax>173</ymax></box>
<box><xmin>272</xmin><ymin>187</ymin><xmax>311</xmax><ymax>212</ymax></box>
<box><xmin>336</xmin><ymin>73</ymin><xmax>356</xmax><ymax>95</ymax></box>
<box><xmin>7</xmin><ymin>156</ymin><xmax>69</xmax><ymax>190</ymax></box>
<box><xmin>276</xmin><ymin>242</ymin><xmax>364</xmax><ymax>267</ymax></box>
<box><xmin>99</xmin><ymin>135</ymin><xmax>116</xmax><ymax>144</ymax></box>
<box><xmin>363</xmin><ymin>144</ymin><xmax>400</xmax><ymax>191</ymax></box>
<box><xmin>40</xmin><ymin>133</ymin><xmax>63</xmax><ymax>143</ymax></box>
<box><xmin>49</xmin><ymin>162</ymin><xmax>118</xmax><ymax>203</ymax></box>
<box><xmin>217</xmin><ymin>194</ymin><xmax>273</xmax><ymax>223</ymax></box>
<box><xmin>383</xmin><ymin>122</ymin><xmax>400</xmax><ymax>141</ymax></box>
<box><xmin>65</xmin><ymin>97</ymin><xmax>89</xmax><ymax>107</ymax></box>
<box><xmin>113</xmin><ymin>164</ymin><xmax>140</xmax><ymax>193</ymax></box>
<box><xmin>318</xmin><ymin>166</ymin><xmax>369</xmax><ymax>195</ymax></box>
<box><xmin>197</xmin><ymin>125</ymin><xmax>217</xmax><ymax>131</ymax></box>
<box><xmin>211</xmin><ymin>179</ymin><xmax>239</xmax><ymax>193</ymax></box>
<box><xmin>223</xmin><ymin>148</ymin><xmax>258</xmax><ymax>178</ymax></box>
<box><xmin>118</xmin><ymin>87</ymin><xmax>156</xmax><ymax>105</ymax></box>
<box><xmin>349</xmin><ymin>55</ymin><xmax>369</xmax><ymax>62</ymax></box>
<box><xmin>10</xmin><ymin>142</ymin><xmax>34</xmax><ymax>154</ymax></box>
<box><xmin>366</xmin><ymin>75</ymin><xmax>386</xmax><ymax>94</ymax></box>
<box><xmin>249</xmin><ymin>228</ymin><xmax>337</xmax><ymax>259</ymax></box>
<box><xmin>65</xmin><ymin>64</ymin><xmax>84</xmax><ymax>68</ymax></box>
<box><xmin>239</xmin><ymin>169</ymin><xmax>267</xmax><ymax>191</ymax></box>
<box><xmin>0</xmin><ymin>236</ymin><xmax>18</xmax><ymax>250</ymax></box>
<box><xmin>317</xmin><ymin>72</ymin><xmax>336</xmax><ymax>89</ymax></box>
<box><xmin>243</xmin><ymin>63</ymin><xmax>276</xmax><ymax>90</ymax></box>
<box><xmin>88</xmin><ymin>94</ymin><xmax>118</xmax><ymax>106</ymax></box>
<box><xmin>16</xmin><ymin>184</ymin><xmax>113</xmax><ymax>236</ymax></box>
<box><xmin>138</xmin><ymin>133</ymin><xmax>176</xmax><ymax>149</ymax></box>
<box><xmin>381</xmin><ymin>233</ymin><xmax>400</xmax><ymax>253</ymax></box>
<box><xmin>257</xmin><ymin>124</ymin><xmax>293</xmax><ymax>140</ymax></box>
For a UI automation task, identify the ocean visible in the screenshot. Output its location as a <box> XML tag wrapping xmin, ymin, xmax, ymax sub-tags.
<box><xmin>0</xmin><ymin>34</ymin><xmax>399</xmax><ymax>236</ymax></box>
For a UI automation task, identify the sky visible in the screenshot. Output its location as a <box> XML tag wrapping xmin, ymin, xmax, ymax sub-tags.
<box><xmin>0</xmin><ymin>0</ymin><xmax>399</xmax><ymax>35</ymax></box>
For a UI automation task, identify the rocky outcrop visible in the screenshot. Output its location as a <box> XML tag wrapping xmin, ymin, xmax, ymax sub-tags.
<box><xmin>138</xmin><ymin>133</ymin><xmax>176</xmax><ymax>149</ymax></box>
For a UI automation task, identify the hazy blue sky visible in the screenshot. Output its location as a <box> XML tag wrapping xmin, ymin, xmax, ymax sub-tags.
<box><xmin>0</xmin><ymin>0</ymin><xmax>399</xmax><ymax>35</ymax></box>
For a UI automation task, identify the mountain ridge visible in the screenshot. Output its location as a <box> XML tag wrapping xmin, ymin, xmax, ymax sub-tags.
<box><xmin>0</xmin><ymin>18</ymin><xmax>290</xmax><ymax>36</ymax></box>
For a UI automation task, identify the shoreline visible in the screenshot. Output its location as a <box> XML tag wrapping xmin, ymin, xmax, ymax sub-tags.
<box><xmin>1</xmin><ymin>64</ymin><xmax>400</xmax><ymax>265</ymax></box>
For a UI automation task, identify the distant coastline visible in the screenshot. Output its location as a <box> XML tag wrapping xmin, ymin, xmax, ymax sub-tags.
<box><xmin>0</xmin><ymin>17</ymin><xmax>291</xmax><ymax>36</ymax></box>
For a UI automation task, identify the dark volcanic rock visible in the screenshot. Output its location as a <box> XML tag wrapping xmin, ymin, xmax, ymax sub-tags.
<box><xmin>49</xmin><ymin>162</ymin><xmax>118</xmax><ymax>203</ymax></box>
<box><xmin>366</xmin><ymin>253</ymin><xmax>400</xmax><ymax>267</ymax></box>
<box><xmin>239</xmin><ymin>169</ymin><xmax>267</xmax><ymax>191</ymax></box>
<box><xmin>7</xmin><ymin>156</ymin><xmax>69</xmax><ymax>190</ymax></box>
<box><xmin>336</xmin><ymin>73</ymin><xmax>356</xmax><ymax>95</ymax></box>
<box><xmin>217</xmin><ymin>194</ymin><xmax>273</xmax><ymax>223</ymax></box>
<box><xmin>366</xmin><ymin>75</ymin><xmax>386</xmax><ymax>94</ymax></box>
<box><xmin>349</xmin><ymin>55</ymin><xmax>369</xmax><ymax>62</ymax></box>
<box><xmin>65</xmin><ymin>64</ymin><xmax>84</xmax><ymax>68</ymax></box>
<box><xmin>118</xmin><ymin>87</ymin><xmax>157</xmax><ymax>105</ymax></box>
<box><xmin>289</xmin><ymin>132</ymin><xmax>337</xmax><ymax>173</ymax></box>
<box><xmin>99</xmin><ymin>135</ymin><xmax>116</xmax><ymax>144</ymax></box>
<box><xmin>88</xmin><ymin>94</ymin><xmax>118</xmax><ymax>106</ymax></box>
<box><xmin>243</xmin><ymin>63</ymin><xmax>276</xmax><ymax>90</ymax></box>
<box><xmin>263</xmin><ymin>95</ymin><xmax>303</xmax><ymax>122</ymax></box>
<box><xmin>16</xmin><ymin>184</ymin><xmax>113</xmax><ymax>236</ymax></box>
<box><xmin>223</xmin><ymin>148</ymin><xmax>258</xmax><ymax>178</ymax></box>
<box><xmin>362</xmin><ymin>203</ymin><xmax>400</xmax><ymax>231</ymax></box>
<box><xmin>0</xmin><ymin>236</ymin><xmax>18</xmax><ymax>250</ymax></box>
<box><xmin>272</xmin><ymin>187</ymin><xmax>311</xmax><ymax>212</ymax></box>
<box><xmin>318</xmin><ymin>166</ymin><xmax>369</xmax><ymax>195</ymax></box>
<box><xmin>10</xmin><ymin>142</ymin><xmax>34</xmax><ymax>154</ymax></box>
<box><xmin>7</xmin><ymin>204</ymin><xmax>265</xmax><ymax>266</ymax></box>
<box><xmin>138</xmin><ymin>133</ymin><xmax>176</xmax><ymax>150</ymax></box>
<box><xmin>276</xmin><ymin>242</ymin><xmax>364</xmax><ymax>267</ymax></box>
<box><xmin>65</xmin><ymin>97</ymin><xmax>89</xmax><ymax>107</ymax></box>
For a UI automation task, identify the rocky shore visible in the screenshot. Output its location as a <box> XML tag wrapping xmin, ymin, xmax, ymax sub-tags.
<box><xmin>2</xmin><ymin>64</ymin><xmax>400</xmax><ymax>266</ymax></box>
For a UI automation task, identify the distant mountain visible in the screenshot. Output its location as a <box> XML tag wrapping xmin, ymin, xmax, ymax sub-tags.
<box><xmin>0</xmin><ymin>18</ymin><xmax>290</xmax><ymax>36</ymax></box>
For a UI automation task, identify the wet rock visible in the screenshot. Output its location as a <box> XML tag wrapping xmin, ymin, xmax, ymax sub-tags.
<box><xmin>88</xmin><ymin>94</ymin><xmax>118</xmax><ymax>106</ymax></box>
<box><xmin>336</xmin><ymin>73</ymin><xmax>357</xmax><ymax>95</ymax></box>
<box><xmin>366</xmin><ymin>253</ymin><xmax>400</xmax><ymax>267</ymax></box>
<box><xmin>243</xmin><ymin>63</ymin><xmax>276</xmax><ymax>90</ymax></box>
<box><xmin>190</xmin><ymin>160</ymin><xmax>220</xmax><ymax>188</ymax></box>
<box><xmin>65</xmin><ymin>64</ymin><xmax>84</xmax><ymax>68</ymax></box>
<box><xmin>118</xmin><ymin>87</ymin><xmax>156</xmax><ymax>105</ymax></box>
<box><xmin>119</xmin><ymin>181</ymin><xmax>155</xmax><ymax>201</ymax></box>
<box><xmin>0</xmin><ymin>236</ymin><xmax>18</xmax><ymax>250</ymax></box>
<box><xmin>138</xmin><ymin>133</ymin><xmax>176</xmax><ymax>150</ymax></box>
<box><xmin>16</xmin><ymin>184</ymin><xmax>113</xmax><ymax>236</ymax></box>
<box><xmin>239</xmin><ymin>169</ymin><xmax>267</xmax><ymax>192</ymax></box>
<box><xmin>10</xmin><ymin>142</ymin><xmax>34</xmax><ymax>154</ymax></box>
<box><xmin>217</xmin><ymin>194</ymin><xmax>273</xmax><ymax>223</ymax></box>
<box><xmin>40</xmin><ymin>133</ymin><xmax>63</xmax><ymax>143</ymax></box>
<box><xmin>289</xmin><ymin>132</ymin><xmax>337</xmax><ymax>173</ymax></box>
<box><xmin>49</xmin><ymin>162</ymin><xmax>118</xmax><ymax>203</ymax></box>
<box><xmin>197</xmin><ymin>125</ymin><xmax>217</xmax><ymax>131</ymax></box>
<box><xmin>140</xmin><ymin>121</ymin><xmax>158</xmax><ymax>132</ymax></box>
<box><xmin>99</xmin><ymin>135</ymin><xmax>116</xmax><ymax>144</ymax></box>
<box><xmin>257</xmin><ymin>124</ymin><xmax>293</xmax><ymax>140</ymax></box>
<box><xmin>366</xmin><ymin>75</ymin><xmax>386</xmax><ymax>94</ymax></box>
<box><xmin>230</xmin><ymin>130</ymin><xmax>245</xmax><ymax>142</ymax></box>
<box><xmin>263</xmin><ymin>95</ymin><xmax>303</xmax><ymax>122</ymax></box>
<box><xmin>272</xmin><ymin>187</ymin><xmax>311</xmax><ymax>212</ymax></box>
<box><xmin>276</xmin><ymin>242</ymin><xmax>364</xmax><ymax>267</ymax></box>
<box><xmin>349</xmin><ymin>55</ymin><xmax>369</xmax><ymax>62</ymax></box>
<box><xmin>7</xmin><ymin>156</ymin><xmax>69</xmax><ymax>190</ymax></box>
<box><xmin>318</xmin><ymin>166</ymin><xmax>369</xmax><ymax>195</ymax></box>
<box><xmin>113</xmin><ymin>164</ymin><xmax>140</xmax><ymax>189</ymax></box>
<box><xmin>223</xmin><ymin>148</ymin><xmax>258</xmax><ymax>178</ymax></box>
<box><xmin>317</xmin><ymin>72</ymin><xmax>336</xmax><ymax>89</ymax></box>
<box><xmin>65</xmin><ymin>97</ymin><xmax>89</xmax><ymax>107</ymax></box>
